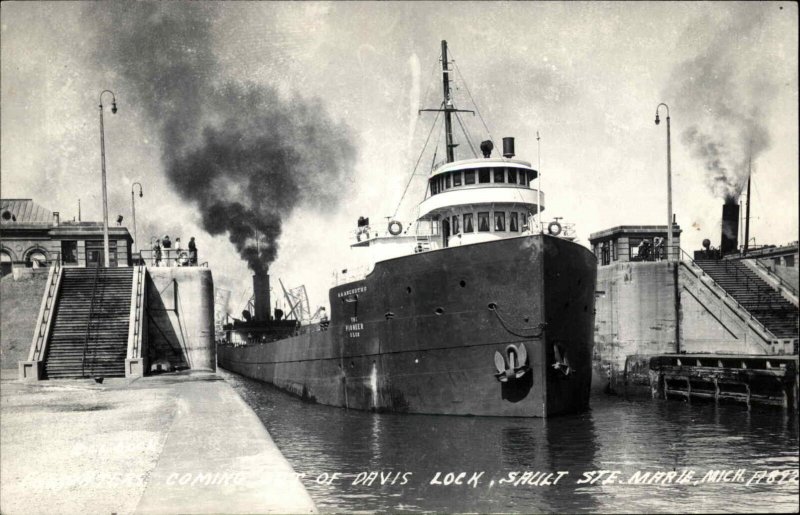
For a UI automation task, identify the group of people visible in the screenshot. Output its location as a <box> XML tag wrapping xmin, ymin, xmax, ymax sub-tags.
<box><xmin>635</xmin><ymin>237</ymin><xmax>665</xmax><ymax>261</ymax></box>
<box><xmin>151</xmin><ymin>235</ymin><xmax>197</xmax><ymax>267</ymax></box>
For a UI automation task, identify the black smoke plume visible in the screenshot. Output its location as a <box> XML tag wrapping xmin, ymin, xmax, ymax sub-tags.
<box><xmin>668</xmin><ymin>10</ymin><xmax>773</xmax><ymax>204</ymax></box>
<box><xmin>89</xmin><ymin>3</ymin><xmax>355</xmax><ymax>272</ymax></box>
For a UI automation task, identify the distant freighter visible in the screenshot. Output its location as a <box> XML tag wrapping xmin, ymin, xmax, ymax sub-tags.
<box><xmin>218</xmin><ymin>41</ymin><xmax>597</xmax><ymax>417</ymax></box>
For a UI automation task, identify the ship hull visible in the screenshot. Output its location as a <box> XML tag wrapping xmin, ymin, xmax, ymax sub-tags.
<box><xmin>218</xmin><ymin>234</ymin><xmax>597</xmax><ymax>417</ymax></box>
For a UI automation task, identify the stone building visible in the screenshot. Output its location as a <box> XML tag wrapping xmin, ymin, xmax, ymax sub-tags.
<box><xmin>1</xmin><ymin>198</ymin><xmax>132</xmax><ymax>277</ymax></box>
<box><xmin>588</xmin><ymin>224</ymin><xmax>682</xmax><ymax>265</ymax></box>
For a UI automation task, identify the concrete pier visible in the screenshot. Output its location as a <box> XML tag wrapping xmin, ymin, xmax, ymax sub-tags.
<box><xmin>0</xmin><ymin>371</ymin><xmax>316</xmax><ymax>514</ymax></box>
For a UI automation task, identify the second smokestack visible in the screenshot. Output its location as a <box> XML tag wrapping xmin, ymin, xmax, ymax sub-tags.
<box><xmin>253</xmin><ymin>273</ymin><xmax>271</xmax><ymax>323</ymax></box>
<box><xmin>720</xmin><ymin>201</ymin><xmax>739</xmax><ymax>255</ymax></box>
<box><xmin>502</xmin><ymin>137</ymin><xmax>515</xmax><ymax>158</ymax></box>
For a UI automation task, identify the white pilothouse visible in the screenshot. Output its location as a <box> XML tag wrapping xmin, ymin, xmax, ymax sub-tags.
<box><xmin>353</xmin><ymin>143</ymin><xmax>544</xmax><ymax>262</ymax></box>
<box><xmin>351</xmin><ymin>40</ymin><xmax>577</xmax><ymax>268</ymax></box>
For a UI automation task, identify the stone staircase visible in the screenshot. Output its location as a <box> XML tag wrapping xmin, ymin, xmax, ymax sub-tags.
<box><xmin>43</xmin><ymin>267</ymin><xmax>133</xmax><ymax>378</ymax></box>
<box><xmin>694</xmin><ymin>259</ymin><xmax>799</xmax><ymax>340</ymax></box>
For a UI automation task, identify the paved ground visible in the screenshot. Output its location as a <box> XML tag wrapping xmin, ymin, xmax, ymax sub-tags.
<box><xmin>0</xmin><ymin>371</ymin><xmax>316</xmax><ymax>514</ymax></box>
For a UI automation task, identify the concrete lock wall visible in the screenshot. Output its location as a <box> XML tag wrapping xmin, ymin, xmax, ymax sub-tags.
<box><xmin>678</xmin><ymin>265</ymin><xmax>772</xmax><ymax>355</ymax></box>
<box><xmin>0</xmin><ymin>270</ymin><xmax>50</xmax><ymax>370</ymax></box>
<box><xmin>146</xmin><ymin>268</ymin><xmax>215</xmax><ymax>372</ymax></box>
<box><xmin>593</xmin><ymin>261</ymin><xmax>774</xmax><ymax>395</ymax></box>
<box><xmin>593</xmin><ymin>262</ymin><xmax>678</xmax><ymax>393</ymax></box>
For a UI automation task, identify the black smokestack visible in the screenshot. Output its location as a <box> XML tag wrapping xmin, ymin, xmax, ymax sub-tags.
<box><xmin>720</xmin><ymin>199</ymin><xmax>739</xmax><ymax>255</ymax></box>
<box><xmin>89</xmin><ymin>4</ymin><xmax>356</xmax><ymax>272</ymax></box>
<box><xmin>502</xmin><ymin>137</ymin><xmax>515</xmax><ymax>158</ymax></box>
<box><xmin>252</xmin><ymin>273</ymin><xmax>270</xmax><ymax>323</ymax></box>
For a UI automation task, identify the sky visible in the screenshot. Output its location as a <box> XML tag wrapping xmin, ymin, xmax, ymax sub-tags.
<box><xmin>2</xmin><ymin>1</ymin><xmax>797</xmax><ymax>314</ymax></box>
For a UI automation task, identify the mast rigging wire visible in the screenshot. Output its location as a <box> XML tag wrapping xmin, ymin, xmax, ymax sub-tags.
<box><xmin>449</xmin><ymin>49</ymin><xmax>495</xmax><ymax>152</ymax></box>
<box><xmin>392</xmin><ymin>106</ymin><xmax>443</xmax><ymax>218</ymax></box>
<box><xmin>454</xmin><ymin>111</ymin><xmax>478</xmax><ymax>159</ymax></box>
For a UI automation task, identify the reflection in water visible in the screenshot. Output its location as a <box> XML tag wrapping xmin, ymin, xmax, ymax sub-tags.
<box><xmin>221</xmin><ymin>370</ymin><xmax>799</xmax><ymax>513</ymax></box>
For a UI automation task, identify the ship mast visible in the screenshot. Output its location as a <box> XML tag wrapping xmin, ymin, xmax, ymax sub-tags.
<box><xmin>419</xmin><ymin>40</ymin><xmax>474</xmax><ymax>164</ymax></box>
<box><xmin>743</xmin><ymin>154</ymin><xmax>752</xmax><ymax>255</ymax></box>
<box><xmin>441</xmin><ymin>41</ymin><xmax>455</xmax><ymax>163</ymax></box>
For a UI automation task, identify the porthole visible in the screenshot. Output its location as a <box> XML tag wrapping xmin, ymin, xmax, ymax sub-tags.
<box><xmin>406</xmin><ymin>286</ymin><xmax>412</xmax><ymax>294</ymax></box>
<box><xmin>459</xmin><ymin>280</ymin><xmax>466</xmax><ymax>288</ymax></box>
<box><xmin>435</xmin><ymin>307</ymin><xmax>444</xmax><ymax>315</ymax></box>
<box><xmin>487</xmin><ymin>302</ymin><xmax>497</xmax><ymax>311</ymax></box>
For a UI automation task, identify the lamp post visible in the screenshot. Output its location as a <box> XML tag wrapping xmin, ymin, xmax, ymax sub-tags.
<box><xmin>655</xmin><ymin>103</ymin><xmax>673</xmax><ymax>261</ymax></box>
<box><xmin>99</xmin><ymin>90</ymin><xmax>118</xmax><ymax>267</ymax></box>
<box><xmin>131</xmin><ymin>182</ymin><xmax>143</xmax><ymax>256</ymax></box>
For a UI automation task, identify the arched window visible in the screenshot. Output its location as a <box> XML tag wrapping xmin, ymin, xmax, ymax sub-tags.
<box><xmin>26</xmin><ymin>250</ymin><xmax>47</xmax><ymax>268</ymax></box>
<box><xmin>1</xmin><ymin>251</ymin><xmax>12</xmax><ymax>277</ymax></box>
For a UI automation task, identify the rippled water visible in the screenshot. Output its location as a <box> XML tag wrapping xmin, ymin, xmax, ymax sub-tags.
<box><xmin>221</xmin><ymin>370</ymin><xmax>799</xmax><ymax>513</ymax></box>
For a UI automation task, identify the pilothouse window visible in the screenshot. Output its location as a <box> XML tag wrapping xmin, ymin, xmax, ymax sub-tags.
<box><xmin>465</xmin><ymin>170</ymin><xmax>476</xmax><ymax>185</ymax></box>
<box><xmin>464</xmin><ymin>213</ymin><xmax>474</xmax><ymax>233</ymax></box>
<box><xmin>507</xmin><ymin>168</ymin><xmax>517</xmax><ymax>183</ymax></box>
<box><xmin>494</xmin><ymin>212</ymin><xmax>506</xmax><ymax>231</ymax></box>
<box><xmin>494</xmin><ymin>168</ymin><xmax>505</xmax><ymax>183</ymax></box>
<box><xmin>445</xmin><ymin>174</ymin><xmax>451</xmax><ymax>189</ymax></box>
<box><xmin>478</xmin><ymin>169</ymin><xmax>490</xmax><ymax>184</ymax></box>
<box><xmin>478</xmin><ymin>212</ymin><xmax>490</xmax><ymax>232</ymax></box>
<box><xmin>453</xmin><ymin>172</ymin><xmax>462</xmax><ymax>187</ymax></box>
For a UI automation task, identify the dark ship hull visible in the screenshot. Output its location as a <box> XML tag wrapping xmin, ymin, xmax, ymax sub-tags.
<box><xmin>219</xmin><ymin>234</ymin><xmax>597</xmax><ymax>417</ymax></box>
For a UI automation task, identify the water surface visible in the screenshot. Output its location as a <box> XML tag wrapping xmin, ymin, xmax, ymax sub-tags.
<box><xmin>221</xmin><ymin>370</ymin><xmax>799</xmax><ymax>513</ymax></box>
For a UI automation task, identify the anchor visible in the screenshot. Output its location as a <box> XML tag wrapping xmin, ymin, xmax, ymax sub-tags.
<box><xmin>493</xmin><ymin>343</ymin><xmax>530</xmax><ymax>382</ymax></box>
<box><xmin>552</xmin><ymin>344</ymin><xmax>573</xmax><ymax>376</ymax></box>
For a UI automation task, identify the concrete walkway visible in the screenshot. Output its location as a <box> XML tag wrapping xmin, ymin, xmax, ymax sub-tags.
<box><xmin>0</xmin><ymin>371</ymin><xmax>316</xmax><ymax>514</ymax></box>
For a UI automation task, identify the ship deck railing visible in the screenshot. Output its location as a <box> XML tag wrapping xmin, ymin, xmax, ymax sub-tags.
<box><xmin>332</xmin><ymin>265</ymin><xmax>372</xmax><ymax>286</ymax></box>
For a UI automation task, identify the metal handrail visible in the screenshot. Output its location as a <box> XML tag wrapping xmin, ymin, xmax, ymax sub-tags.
<box><xmin>138</xmin><ymin>248</ymin><xmax>199</xmax><ymax>267</ymax></box>
<box><xmin>749</xmin><ymin>258</ymin><xmax>799</xmax><ymax>297</ymax></box>
<box><xmin>81</xmin><ymin>260</ymin><xmax>102</xmax><ymax>378</ymax></box>
<box><xmin>680</xmin><ymin>248</ymin><xmax>773</xmax><ymax>341</ymax></box>
<box><xmin>130</xmin><ymin>266</ymin><xmax>145</xmax><ymax>358</ymax></box>
<box><xmin>723</xmin><ymin>259</ymin><xmax>767</xmax><ymax>301</ymax></box>
<box><xmin>29</xmin><ymin>253</ymin><xmax>63</xmax><ymax>361</ymax></box>
<box><xmin>724</xmin><ymin>259</ymin><xmax>791</xmax><ymax>312</ymax></box>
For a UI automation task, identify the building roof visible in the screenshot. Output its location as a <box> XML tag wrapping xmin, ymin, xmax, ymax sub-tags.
<box><xmin>0</xmin><ymin>198</ymin><xmax>132</xmax><ymax>242</ymax></box>
<box><xmin>1</xmin><ymin>199</ymin><xmax>52</xmax><ymax>224</ymax></box>
<box><xmin>589</xmin><ymin>224</ymin><xmax>682</xmax><ymax>243</ymax></box>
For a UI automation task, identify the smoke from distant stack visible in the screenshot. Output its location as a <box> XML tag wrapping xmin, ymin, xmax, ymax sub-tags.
<box><xmin>667</xmin><ymin>10</ymin><xmax>774</xmax><ymax>203</ymax></box>
<box><xmin>89</xmin><ymin>3</ymin><xmax>356</xmax><ymax>273</ymax></box>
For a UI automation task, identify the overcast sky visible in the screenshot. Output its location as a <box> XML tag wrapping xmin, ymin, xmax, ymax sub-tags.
<box><xmin>2</xmin><ymin>1</ymin><xmax>797</xmax><ymax>313</ymax></box>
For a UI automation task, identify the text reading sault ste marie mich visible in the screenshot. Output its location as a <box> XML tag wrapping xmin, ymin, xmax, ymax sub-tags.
<box><xmin>296</xmin><ymin>469</ymin><xmax>798</xmax><ymax>488</ymax></box>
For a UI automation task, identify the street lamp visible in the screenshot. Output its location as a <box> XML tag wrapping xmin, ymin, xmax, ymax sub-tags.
<box><xmin>131</xmin><ymin>182</ymin><xmax>143</xmax><ymax>256</ymax></box>
<box><xmin>99</xmin><ymin>90</ymin><xmax>118</xmax><ymax>267</ymax></box>
<box><xmin>655</xmin><ymin>103</ymin><xmax>673</xmax><ymax>262</ymax></box>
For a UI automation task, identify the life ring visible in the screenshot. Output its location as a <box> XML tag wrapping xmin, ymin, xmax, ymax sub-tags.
<box><xmin>547</xmin><ymin>221</ymin><xmax>562</xmax><ymax>236</ymax></box>
<box><xmin>388</xmin><ymin>220</ymin><xmax>403</xmax><ymax>236</ymax></box>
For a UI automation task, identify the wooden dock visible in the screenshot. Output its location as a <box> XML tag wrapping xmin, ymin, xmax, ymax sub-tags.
<box><xmin>649</xmin><ymin>354</ymin><xmax>798</xmax><ymax>410</ymax></box>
